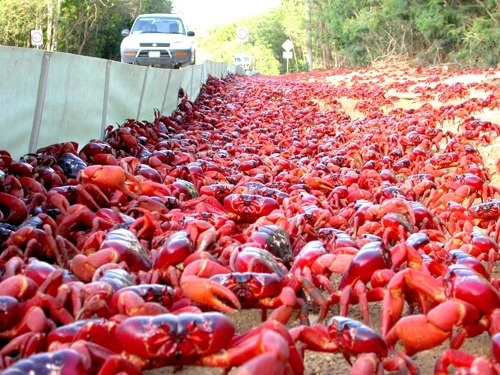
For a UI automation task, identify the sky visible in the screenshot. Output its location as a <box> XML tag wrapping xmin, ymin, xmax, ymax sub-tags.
<box><xmin>172</xmin><ymin>0</ymin><xmax>281</xmax><ymax>36</ymax></box>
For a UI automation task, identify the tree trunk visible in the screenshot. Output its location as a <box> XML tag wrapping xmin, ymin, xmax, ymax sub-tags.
<box><xmin>306</xmin><ymin>0</ymin><xmax>313</xmax><ymax>70</ymax></box>
<box><xmin>46</xmin><ymin>0</ymin><xmax>53</xmax><ymax>50</ymax></box>
<box><xmin>53</xmin><ymin>0</ymin><xmax>61</xmax><ymax>51</ymax></box>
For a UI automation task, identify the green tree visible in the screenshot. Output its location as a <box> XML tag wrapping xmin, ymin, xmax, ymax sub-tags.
<box><xmin>459</xmin><ymin>16</ymin><xmax>500</xmax><ymax>67</ymax></box>
<box><xmin>57</xmin><ymin>0</ymin><xmax>172</xmax><ymax>58</ymax></box>
<box><xmin>281</xmin><ymin>0</ymin><xmax>309</xmax><ymax>67</ymax></box>
<box><xmin>199</xmin><ymin>4</ymin><xmax>310</xmax><ymax>74</ymax></box>
<box><xmin>0</xmin><ymin>0</ymin><xmax>48</xmax><ymax>48</ymax></box>
<box><xmin>0</xmin><ymin>0</ymin><xmax>172</xmax><ymax>59</ymax></box>
<box><xmin>1</xmin><ymin>0</ymin><xmax>498</xmax><ymax>69</ymax></box>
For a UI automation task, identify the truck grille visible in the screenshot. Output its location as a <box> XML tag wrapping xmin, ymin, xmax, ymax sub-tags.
<box><xmin>137</xmin><ymin>50</ymin><xmax>172</xmax><ymax>57</ymax></box>
<box><xmin>140</xmin><ymin>42</ymin><xmax>170</xmax><ymax>47</ymax></box>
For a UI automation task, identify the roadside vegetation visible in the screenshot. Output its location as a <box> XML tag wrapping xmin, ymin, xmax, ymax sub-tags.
<box><xmin>0</xmin><ymin>0</ymin><xmax>498</xmax><ymax>75</ymax></box>
<box><xmin>0</xmin><ymin>0</ymin><xmax>173</xmax><ymax>60</ymax></box>
<box><xmin>202</xmin><ymin>0</ymin><xmax>500</xmax><ymax>74</ymax></box>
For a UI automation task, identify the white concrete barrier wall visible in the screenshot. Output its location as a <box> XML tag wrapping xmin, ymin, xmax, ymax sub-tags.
<box><xmin>0</xmin><ymin>46</ymin><xmax>228</xmax><ymax>160</ymax></box>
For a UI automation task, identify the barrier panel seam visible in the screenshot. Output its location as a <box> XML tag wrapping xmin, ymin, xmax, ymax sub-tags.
<box><xmin>101</xmin><ymin>60</ymin><xmax>112</xmax><ymax>139</ymax></box>
<box><xmin>188</xmin><ymin>66</ymin><xmax>194</xmax><ymax>100</ymax></box>
<box><xmin>137</xmin><ymin>66</ymin><xmax>150</xmax><ymax>120</ymax></box>
<box><xmin>161</xmin><ymin>69</ymin><xmax>173</xmax><ymax>115</ymax></box>
<box><xmin>30</xmin><ymin>51</ymin><xmax>52</xmax><ymax>154</ymax></box>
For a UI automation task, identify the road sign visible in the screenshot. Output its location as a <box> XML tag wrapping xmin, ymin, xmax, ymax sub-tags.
<box><xmin>236</xmin><ymin>27</ymin><xmax>248</xmax><ymax>42</ymax></box>
<box><xmin>283</xmin><ymin>49</ymin><xmax>293</xmax><ymax>73</ymax></box>
<box><xmin>31</xmin><ymin>29</ymin><xmax>43</xmax><ymax>47</ymax></box>
<box><xmin>282</xmin><ymin>39</ymin><xmax>294</xmax><ymax>52</ymax></box>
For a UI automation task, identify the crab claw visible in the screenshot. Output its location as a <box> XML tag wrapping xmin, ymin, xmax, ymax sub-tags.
<box><xmin>302</xmin><ymin>175</ymin><xmax>334</xmax><ymax>192</ymax></box>
<box><xmin>81</xmin><ymin>165</ymin><xmax>142</xmax><ymax>199</ymax></box>
<box><xmin>181</xmin><ymin>275</ymin><xmax>241</xmax><ymax>314</ymax></box>
<box><xmin>385</xmin><ymin>300</ymin><xmax>480</xmax><ymax>356</ymax></box>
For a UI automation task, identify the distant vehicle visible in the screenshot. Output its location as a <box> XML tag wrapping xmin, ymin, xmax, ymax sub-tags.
<box><xmin>120</xmin><ymin>13</ymin><xmax>196</xmax><ymax>69</ymax></box>
<box><xmin>233</xmin><ymin>54</ymin><xmax>255</xmax><ymax>71</ymax></box>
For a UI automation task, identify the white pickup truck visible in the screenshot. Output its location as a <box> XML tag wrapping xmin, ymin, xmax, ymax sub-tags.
<box><xmin>120</xmin><ymin>13</ymin><xmax>196</xmax><ymax>69</ymax></box>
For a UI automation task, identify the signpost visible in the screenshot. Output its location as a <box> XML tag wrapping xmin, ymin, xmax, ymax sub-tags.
<box><xmin>31</xmin><ymin>29</ymin><xmax>43</xmax><ymax>48</ymax></box>
<box><xmin>236</xmin><ymin>27</ymin><xmax>248</xmax><ymax>53</ymax></box>
<box><xmin>282</xmin><ymin>39</ymin><xmax>294</xmax><ymax>73</ymax></box>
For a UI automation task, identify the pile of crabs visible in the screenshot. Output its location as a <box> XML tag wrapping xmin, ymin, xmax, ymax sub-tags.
<box><xmin>0</xmin><ymin>66</ymin><xmax>500</xmax><ymax>375</ymax></box>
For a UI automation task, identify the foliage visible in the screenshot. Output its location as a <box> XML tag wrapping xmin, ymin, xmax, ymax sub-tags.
<box><xmin>197</xmin><ymin>8</ymin><xmax>290</xmax><ymax>75</ymax></box>
<box><xmin>458</xmin><ymin>16</ymin><xmax>500</xmax><ymax>67</ymax></box>
<box><xmin>0</xmin><ymin>0</ymin><xmax>47</xmax><ymax>47</ymax></box>
<box><xmin>246</xmin><ymin>44</ymin><xmax>281</xmax><ymax>75</ymax></box>
<box><xmin>0</xmin><ymin>0</ymin><xmax>172</xmax><ymax>59</ymax></box>
<box><xmin>0</xmin><ymin>0</ymin><xmax>498</xmax><ymax>71</ymax></box>
<box><xmin>197</xmin><ymin>3</ymin><xmax>314</xmax><ymax>75</ymax></box>
<box><xmin>312</xmin><ymin>0</ymin><xmax>500</xmax><ymax>68</ymax></box>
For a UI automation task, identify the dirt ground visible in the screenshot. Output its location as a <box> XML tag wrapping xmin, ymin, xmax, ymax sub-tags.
<box><xmin>145</xmin><ymin>66</ymin><xmax>500</xmax><ymax>375</ymax></box>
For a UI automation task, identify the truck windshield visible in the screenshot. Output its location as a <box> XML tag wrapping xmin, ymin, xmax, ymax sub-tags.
<box><xmin>131</xmin><ymin>17</ymin><xmax>185</xmax><ymax>35</ymax></box>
